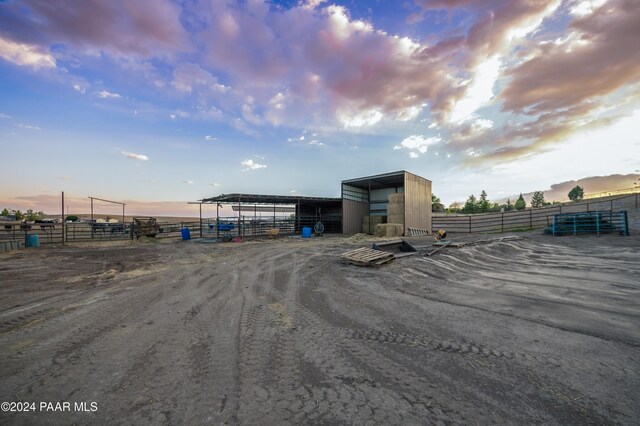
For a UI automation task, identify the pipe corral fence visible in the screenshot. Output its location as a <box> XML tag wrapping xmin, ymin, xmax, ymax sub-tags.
<box><xmin>0</xmin><ymin>214</ymin><xmax>341</xmax><ymax>246</ymax></box>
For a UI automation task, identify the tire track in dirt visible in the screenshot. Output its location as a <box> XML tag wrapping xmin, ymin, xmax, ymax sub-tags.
<box><xmin>241</xmin><ymin>248</ymin><xmax>472</xmax><ymax>424</ymax></box>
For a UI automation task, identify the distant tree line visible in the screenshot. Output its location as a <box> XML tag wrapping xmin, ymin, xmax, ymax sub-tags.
<box><xmin>1</xmin><ymin>208</ymin><xmax>46</xmax><ymax>221</ymax></box>
<box><xmin>441</xmin><ymin>185</ymin><xmax>584</xmax><ymax>215</ymax></box>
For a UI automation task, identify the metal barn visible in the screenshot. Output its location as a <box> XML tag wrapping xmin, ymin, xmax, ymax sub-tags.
<box><xmin>341</xmin><ymin>171</ymin><xmax>432</xmax><ymax>235</ymax></box>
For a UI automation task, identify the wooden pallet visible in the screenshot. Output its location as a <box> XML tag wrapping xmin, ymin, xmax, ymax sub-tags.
<box><xmin>340</xmin><ymin>247</ymin><xmax>395</xmax><ymax>266</ymax></box>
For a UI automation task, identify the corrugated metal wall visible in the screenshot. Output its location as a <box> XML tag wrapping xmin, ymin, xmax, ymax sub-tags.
<box><xmin>404</xmin><ymin>172</ymin><xmax>432</xmax><ymax>234</ymax></box>
<box><xmin>342</xmin><ymin>198</ymin><xmax>369</xmax><ymax>234</ymax></box>
<box><xmin>370</xmin><ymin>187</ymin><xmax>403</xmax><ymax>216</ymax></box>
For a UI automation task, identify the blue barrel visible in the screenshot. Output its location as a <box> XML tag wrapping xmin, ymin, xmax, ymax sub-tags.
<box><xmin>181</xmin><ymin>228</ymin><xmax>191</xmax><ymax>240</ymax></box>
<box><xmin>302</xmin><ymin>227</ymin><xmax>312</xmax><ymax>238</ymax></box>
<box><xmin>26</xmin><ymin>234</ymin><xmax>40</xmax><ymax>248</ymax></box>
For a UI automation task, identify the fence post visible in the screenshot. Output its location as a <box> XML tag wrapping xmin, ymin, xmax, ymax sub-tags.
<box><xmin>61</xmin><ymin>191</ymin><xmax>65</xmax><ymax>245</ymax></box>
<box><xmin>611</xmin><ymin>199</ymin><xmax>613</xmax><ymax>211</ymax></box>
<box><xmin>468</xmin><ymin>215</ymin><xmax>471</xmax><ymax>233</ymax></box>
<box><xmin>529</xmin><ymin>210</ymin><xmax>532</xmax><ymax>229</ymax></box>
<box><xmin>501</xmin><ymin>212</ymin><xmax>504</xmax><ymax>233</ymax></box>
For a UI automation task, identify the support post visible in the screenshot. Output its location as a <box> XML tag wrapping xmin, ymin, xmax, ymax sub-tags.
<box><xmin>238</xmin><ymin>196</ymin><xmax>242</xmax><ymax>238</ymax></box>
<box><xmin>61</xmin><ymin>191</ymin><xmax>65</xmax><ymax>244</ymax></box>
<box><xmin>122</xmin><ymin>204</ymin><xmax>125</xmax><ymax>225</ymax></box>
<box><xmin>216</xmin><ymin>203</ymin><xmax>220</xmax><ymax>239</ymax></box>
<box><xmin>90</xmin><ymin>198</ymin><xmax>94</xmax><ymax>239</ymax></box>
<box><xmin>468</xmin><ymin>215</ymin><xmax>471</xmax><ymax>233</ymax></box>
<box><xmin>623</xmin><ymin>210</ymin><xmax>629</xmax><ymax>236</ymax></box>
<box><xmin>199</xmin><ymin>203</ymin><xmax>203</xmax><ymax>238</ymax></box>
<box><xmin>529</xmin><ymin>210</ymin><xmax>532</xmax><ymax>229</ymax></box>
<box><xmin>297</xmin><ymin>199</ymin><xmax>300</xmax><ymax>234</ymax></box>
<box><xmin>501</xmin><ymin>212</ymin><xmax>504</xmax><ymax>233</ymax></box>
<box><xmin>368</xmin><ymin>180</ymin><xmax>371</xmax><ymax>235</ymax></box>
<box><xmin>273</xmin><ymin>204</ymin><xmax>276</xmax><ymax>229</ymax></box>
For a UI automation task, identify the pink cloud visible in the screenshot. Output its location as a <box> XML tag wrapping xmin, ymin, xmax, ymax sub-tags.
<box><xmin>0</xmin><ymin>0</ymin><xmax>190</xmax><ymax>58</ymax></box>
<box><xmin>501</xmin><ymin>0</ymin><xmax>640</xmax><ymax>114</ymax></box>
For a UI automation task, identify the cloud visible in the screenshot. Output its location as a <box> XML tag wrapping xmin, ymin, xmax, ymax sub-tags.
<box><xmin>209</xmin><ymin>182</ymin><xmax>221</xmax><ymax>187</ymax></box>
<box><xmin>121</xmin><ymin>151</ymin><xmax>148</xmax><ymax>161</ymax></box>
<box><xmin>16</xmin><ymin>123</ymin><xmax>41</xmax><ymax>130</ymax></box>
<box><xmin>182</xmin><ymin>180</ymin><xmax>194</xmax><ymax>184</ymax></box>
<box><xmin>195</xmin><ymin>1</ymin><xmax>454</xmax><ymax>128</ymax></box>
<box><xmin>73</xmin><ymin>84</ymin><xmax>86</xmax><ymax>94</ymax></box>
<box><xmin>394</xmin><ymin>135</ymin><xmax>441</xmax><ymax>157</ymax></box>
<box><xmin>171</xmin><ymin>63</ymin><xmax>229</xmax><ymax>94</ymax></box>
<box><xmin>241</xmin><ymin>159</ymin><xmax>267</xmax><ymax>171</ymax></box>
<box><xmin>96</xmin><ymin>90</ymin><xmax>121</xmax><ymax>99</ymax></box>
<box><xmin>0</xmin><ymin>37</ymin><xmax>56</xmax><ymax>68</ymax></box>
<box><xmin>501</xmin><ymin>0</ymin><xmax>640</xmax><ymax>115</ymax></box>
<box><xmin>0</xmin><ymin>113</ymin><xmax>12</xmax><ymax>119</ymax></box>
<box><xmin>0</xmin><ymin>0</ymin><xmax>190</xmax><ymax>58</ymax></box>
<box><xmin>56</xmin><ymin>175</ymin><xmax>72</xmax><ymax>181</ymax></box>
<box><xmin>452</xmin><ymin>118</ymin><xmax>494</xmax><ymax>140</ymax></box>
<box><xmin>204</xmin><ymin>135</ymin><xmax>216</xmax><ymax>141</ymax></box>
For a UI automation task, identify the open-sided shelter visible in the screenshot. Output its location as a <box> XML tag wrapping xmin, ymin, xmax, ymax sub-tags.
<box><xmin>341</xmin><ymin>171</ymin><xmax>432</xmax><ymax>235</ymax></box>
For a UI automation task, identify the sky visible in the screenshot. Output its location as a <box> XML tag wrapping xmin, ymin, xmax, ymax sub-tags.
<box><xmin>0</xmin><ymin>0</ymin><xmax>639</xmax><ymax>216</ymax></box>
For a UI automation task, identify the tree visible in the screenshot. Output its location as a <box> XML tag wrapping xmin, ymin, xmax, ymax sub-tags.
<box><xmin>448</xmin><ymin>202</ymin><xmax>462</xmax><ymax>213</ymax></box>
<box><xmin>24</xmin><ymin>209</ymin><xmax>45</xmax><ymax>221</ymax></box>
<box><xmin>66</xmin><ymin>215</ymin><xmax>79</xmax><ymax>222</ymax></box>
<box><xmin>1</xmin><ymin>208</ymin><xmax>9</xmax><ymax>216</ymax></box>
<box><xmin>489</xmin><ymin>202</ymin><xmax>501</xmax><ymax>212</ymax></box>
<box><xmin>531</xmin><ymin>191</ymin><xmax>546</xmax><ymax>208</ymax></box>
<box><xmin>13</xmin><ymin>210</ymin><xmax>24</xmax><ymax>221</ymax></box>
<box><xmin>504</xmin><ymin>199</ymin><xmax>514</xmax><ymax>211</ymax></box>
<box><xmin>568</xmin><ymin>185</ymin><xmax>584</xmax><ymax>202</ymax></box>
<box><xmin>462</xmin><ymin>195</ymin><xmax>477</xmax><ymax>214</ymax></box>
<box><xmin>514</xmin><ymin>194</ymin><xmax>526</xmax><ymax>211</ymax></box>
<box><xmin>478</xmin><ymin>190</ymin><xmax>490</xmax><ymax>213</ymax></box>
<box><xmin>431</xmin><ymin>194</ymin><xmax>444</xmax><ymax>212</ymax></box>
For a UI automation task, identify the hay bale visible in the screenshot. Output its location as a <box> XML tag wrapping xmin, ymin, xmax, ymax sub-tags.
<box><xmin>387</xmin><ymin>214</ymin><xmax>404</xmax><ymax>224</ymax></box>
<box><xmin>388</xmin><ymin>193</ymin><xmax>405</xmax><ymax>203</ymax></box>
<box><xmin>387</xmin><ymin>204</ymin><xmax>404</xmax><ymax>215</ymax></box>
<box><xmin>375</xmin><ymin>223</ymin><xmax>400</xmax><ymax>238</ymax></box>
<box><xmin>362</xmin><ymin>215</ymin><xmax>384</xmax><ymax>234</ymax></box>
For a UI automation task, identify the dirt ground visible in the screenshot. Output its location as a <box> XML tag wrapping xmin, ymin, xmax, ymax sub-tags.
<box><xmin>0</xmin><ymin>231</ymin><xmax>638</xmax><ymax>425</ymax></box>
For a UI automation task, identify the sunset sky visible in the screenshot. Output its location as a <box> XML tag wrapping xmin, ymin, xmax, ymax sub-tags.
<box><xmin>1</xmin><ymin>0</ymin><xmax>638</xmax><ymax>216</ymax></box>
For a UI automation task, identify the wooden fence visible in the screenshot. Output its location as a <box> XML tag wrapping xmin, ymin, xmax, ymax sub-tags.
<box><xmin>433</xmin><ymin>193</ymin><xmax>639</xmax><ymax>233</ymax></box>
